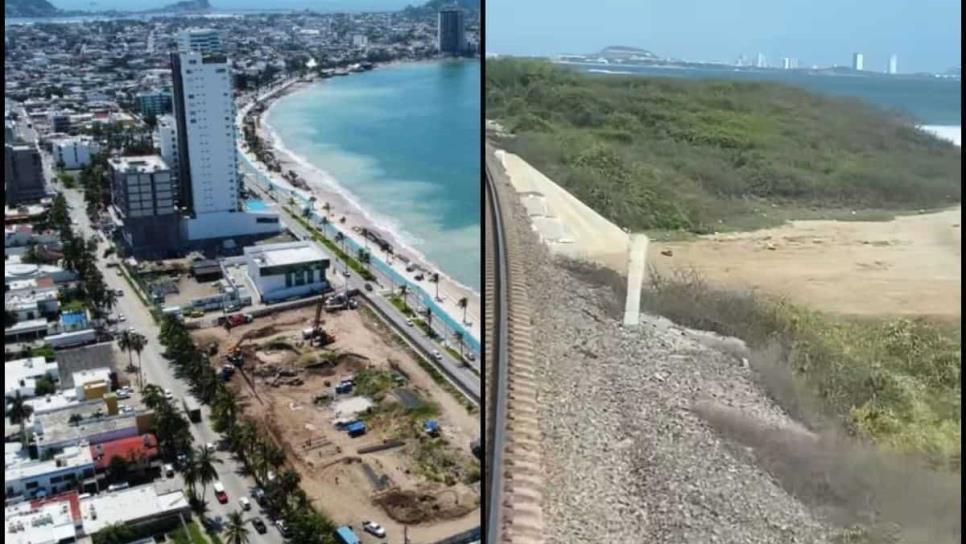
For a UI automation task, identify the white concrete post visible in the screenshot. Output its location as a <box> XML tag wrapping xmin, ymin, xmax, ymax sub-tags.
<box><xmin>623</xmin><ymin>234</ymin><xmax>649</xmax><ymax>326</ymax></box>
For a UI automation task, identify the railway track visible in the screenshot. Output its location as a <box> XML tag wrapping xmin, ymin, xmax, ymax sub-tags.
<box><xmin>484</xmin><ymin>149</ymin><xmax>545</xmax><ymax>544</ymax></box>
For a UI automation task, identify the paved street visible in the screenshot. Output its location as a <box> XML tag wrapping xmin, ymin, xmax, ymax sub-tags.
<box><xmin>58</xmin><ymin>184</ymin><xmax>284</xmax><ymax>544</ymax></box>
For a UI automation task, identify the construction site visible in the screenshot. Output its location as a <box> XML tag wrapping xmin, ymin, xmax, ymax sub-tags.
<box><xmin>191</xmin><ymin>297</ymin><xmax>481</xmax><ymax>542</ymax></box>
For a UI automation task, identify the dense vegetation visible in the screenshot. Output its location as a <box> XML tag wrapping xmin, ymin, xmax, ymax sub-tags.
<box><xmin>487</xmin><ymin>59</ymin><xmax>961</xmax><ymax>233</ymax></box>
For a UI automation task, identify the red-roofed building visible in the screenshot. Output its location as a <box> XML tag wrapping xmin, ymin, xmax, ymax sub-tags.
<box><xmin>30</xmin><ymin>490</ymin><xmax>83</xmax><ymax>527</ymax></box>
<box><xmin>90</xmin><ymin>433</ymin><xmax>159</xmax><ymax>470</ymax></box>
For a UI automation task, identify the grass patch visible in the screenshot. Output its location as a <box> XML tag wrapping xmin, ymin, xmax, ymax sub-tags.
<box><xmin>354</xmin><ymin>368</ymin><xmax>398</xmax><ymax>400</ymax></box>
<box><xmin>167</xmin><ymin>519</ymin><xmax>208</xmax><ymax>544</ymax></box>
<box><xmin>644</xmin><ymin>268</ymin><xmax>961</xmax><ymax>471</ymax></box>
<box><xmin>30</xmin><ymin>344</ymin><xmax>56</xmax><ymax>361</ymax></box>
<box><xmin>487</xmin><ymin>59</ymin><xmax>961</xmax><ymax>234</ymax></box>
<box><xmin>388</xmin><ymin>295</ymin><xmax>415</xmax><ymax>317</ymax></box>
<box><xmin>411</xmin><ymin>436</ymin><xmax>480</xmax><ymax>486</ymax></box>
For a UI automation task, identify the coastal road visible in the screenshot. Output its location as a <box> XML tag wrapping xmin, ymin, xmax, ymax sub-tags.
<box><xmin>57</xmin><ymin>182</ymin><xmax>284</xmax><ymax>544</ymax></box>
<box><xmin>243</xmin><ymin>177</ymin><xmax>482</xmax><ymax>404</ymax></box>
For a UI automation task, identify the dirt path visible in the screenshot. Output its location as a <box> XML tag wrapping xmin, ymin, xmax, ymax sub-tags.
<box><xmin>650</xmin><ymin>207</ymin><xmax>961</xmax><ymax>319</ymax></box>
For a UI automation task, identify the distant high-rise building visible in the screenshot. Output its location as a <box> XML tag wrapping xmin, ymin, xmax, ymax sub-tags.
<box><xmin>756</xmin><ymin>53</ymin><xmax>767</xmax><ymax>68</ymax></box>
<box><xmin>736</xmin><ymin>54</ymin><xmax>746</xmax><ymax>67</ymax></box>
<box><xmin>782</xmin><ymin>57</ymin><xmax>792</xmax><ymax>70</ymax></box>
<box><xmin>852</xmin><ymin>52</ymin><xmax>864</xmax><ymax>71</ymax></box>
<box><xmin>437</xmin><ymin>7</ymin><xmax>466</xmax><ymax>55</ymax></box>
<box><xmin>136</xmin><ymin>89</ymin><xmax>173</xmax><ymax>117</ymax></box>
<box><xmin>5</xmin><ymin>143</ymin><xmax>47</xmax><ymax>205</ymax></box>
<box><xmin>168</xmin><ymin>29</ymin><xmax>280</xmax><ymax>246</ymax></box>
<box><xmin>888</xmin><ymin>54</ymin><xmax>898</xmax><ymax>74</ymax></box>
<box><xmin>177</xmin><ymin>28</ymin><xmax>222</xmax><ymax>55</ymax></box>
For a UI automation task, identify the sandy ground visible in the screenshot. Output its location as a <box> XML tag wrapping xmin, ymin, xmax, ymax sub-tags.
<box><xmin>238</xmin><ymin>80</ymin><xmax>482</xmax><ymax>347</ymax></box>
<box><xmin>193</xmin><ymin>307</ymin><xmax>480</xmax><ymax>543</ymax></box>
<box><xmin>648</xmin><ymin>207</ymin><xmax>962</xmax><ymax>319</ymax></box>
<box><xmin>497</xmin><ymin>145</ymin><xmax>961</xmax><ymax>320</ymax></box>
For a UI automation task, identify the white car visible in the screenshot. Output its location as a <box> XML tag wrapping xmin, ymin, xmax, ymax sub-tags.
<box><xmin>406</xmin><ymin>318</ymin><xmax>413</xmax><ymax>326</ymax></box>
<box><xmin>205</xmin><ymin>442</ymin><xmax>217</xmax><ymax>453</ymax></box>
<box><xmin>164</xmin><ymin>389</ymin><xmax>174</xmax><ymax>401</ymax></box>
<box><xmin>118</xmin><ymin>314</ymin><xmax>126</xmax><ymax>322</ymax></box>
<box><xmin>163</xmin><ymin>463</ymin><xmax>175</xmax><ymax>477</ymax></box>
<box><xmin>431</xmin><ymin>350</ymin><xmax>442</xmax><ymax>362</ymax></box>
<box><xmin>362</xmin><ymin>521</ymin><xmax>386</xmax><ymax>538</ymax></box>
<box><xmin>238</xmin><ymin>497</ymin><xmax>251</xmax><ymax>511</ymax></box>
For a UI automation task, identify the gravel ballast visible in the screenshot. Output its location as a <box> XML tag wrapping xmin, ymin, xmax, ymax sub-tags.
<box><xmin>505</xmin><ymin>191</ymin><xmax>834</xmax><ymax>543</ymax></box>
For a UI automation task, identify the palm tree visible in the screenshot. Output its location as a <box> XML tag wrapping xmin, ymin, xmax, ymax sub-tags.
<box><xmin>118</xmin><ymin>330</ymin><xmax>135</xmax><ymax>373</ymax></box>
<box><xmin>319</xmin><ymin>215</ymin><xmax>329</xmax><ymax>238</ymax></box>
<box><xmin>8</xmin><ymin>392</ymin><xmax>34</xmax><ymax>444</ymax></box>
<box><xmin>423</xmin><ymin>307</ymin><xmax>434</xmax><ymax>338</ymax></box>
<box><xmin>224</xmin><ymin>511</ymin><xmax>250</xmax><ymax>544</ymax></box>
<box><xmin>182</xmin><ymin>456</ymin><xmax>199</xmax><ymax>498</ymax></box>
<box><xmin>356</xmin><ymin>248</ymin><xmax>371</xmax><ymax>273</ymax></box>
<box><xmin>453</xmin><ymin>330</ymin><xmax>464</xmax><ymax>359</ymax></box>
<box><xmin>457</xmin><ymin>296</ymin><xmax>469</xmax><ymax>325</ymax></box>
<box><xmin>432</xmin><ymin>272</ymin><xmax>441</xmax><ymax>301</ymax></box>
<box><xmin>194</xmin><ymin>446</ymin><xmax>222</xmax><ymax>504</ymax></box>
<box><xmin>129</xmin><ymin>333</ymin><xmax>147</xmax><ymax>391</ymax></box>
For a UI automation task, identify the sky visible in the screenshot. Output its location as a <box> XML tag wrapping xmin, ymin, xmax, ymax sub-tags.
<box><xmin>486</xmin><ymin>0</ymin><xmax>962</xmax><ymax>73</ymax></box>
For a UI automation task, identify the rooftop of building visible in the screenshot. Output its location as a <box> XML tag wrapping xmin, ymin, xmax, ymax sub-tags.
<box><xmin>5</xmin><ymin>357</ymin><xmax>58</xmax><ymax>393</ymax></box>
<box><xmin>4</xmin><ymin>493</ymin><xmax>79</xmax><ymax>544</ymax></box>
<box><xmin>244</xmin><ymin>241</ymin><xmax>328</xmax><ymax>268</ymax></box>
<box><xmin>4</xmin><ymin>445</ymin><xmax>95</xmax><ymax>484</ymax></box>
<box><xmin>71</xmin><ymin>367</ymin><xmax>112</xmax><ymax>388</ymax></box>
<box><xmin>79</xmin><ymin>484</ymin><xmax>189</xmax><ymax>535</ymax></box>
<box><xmin>89</xmin><ymin>433</ymin><xmax>159</xmax><ymax>470</ymax></box>
<box><xmin>35</xmin><ymin>406</ymin><xmax>137</xmax><ymax>448</ymax></box>
<box><xmin>108</xmin><ymin>155</ymin><xmax>169</xmax><ymax>174</ymax></box>
<box><xmin>56</xmin><ymin>342</ymin><xmax>119</xmax><ymax>388</ymax></box>
<box><xmin>25</xmin><ymin>390</ymin><xmax>82</xmax><ymax>415</ymax></box>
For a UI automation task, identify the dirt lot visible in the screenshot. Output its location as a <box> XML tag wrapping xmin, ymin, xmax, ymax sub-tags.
<box><xmin>649</xmin><ymin>206</ymin><xmax>961</xmax><ymax>319</ymax></box>
<box><xmin>193</xmin><ymin>305</ymin><xmax>480</xmax><ymax>543</ymax></box>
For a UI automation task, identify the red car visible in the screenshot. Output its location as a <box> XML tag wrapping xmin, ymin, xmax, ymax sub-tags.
<box><xmin>213</xmin><ymin>481</ymin><xmax>228</xmax><ymax>504</ymax></box>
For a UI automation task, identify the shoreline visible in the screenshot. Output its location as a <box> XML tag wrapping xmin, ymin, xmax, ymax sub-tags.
<box><xmin>238</xmin><ymin>63</ymin><xmax>482</xmax><ymax>345</ymax></box>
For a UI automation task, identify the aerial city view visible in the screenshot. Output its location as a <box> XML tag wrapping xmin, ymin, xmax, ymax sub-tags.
<box><xmin>5</xmin><ymin>0</ymin><xmax>481</xmax><ymax>543</ymax></box>
<box><xmin>485</xmin><ymin>0</ymin><xmax>960</xmax><ymax>543</ymax></box>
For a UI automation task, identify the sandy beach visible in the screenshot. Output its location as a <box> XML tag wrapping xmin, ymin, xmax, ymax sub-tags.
<box><xmin>237</xmin><ymin>78</ymin><xmax>482</xmax><ymax>347</ymax></box>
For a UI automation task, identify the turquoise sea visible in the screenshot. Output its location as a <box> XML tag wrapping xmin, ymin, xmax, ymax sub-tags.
<box><xmin>567</xmin><ymin>63</ymin><xmax>961</xmax><ymax>125</ymax></box>
<box><xmin>267</xmin><ymin>60</ymin><xmax>481</xmax><ymax>291</ymax></box>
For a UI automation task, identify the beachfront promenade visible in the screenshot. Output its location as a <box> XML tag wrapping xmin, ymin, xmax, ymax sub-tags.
<box><xmin>236</xmin><ymin>84</ymin><xmax>481</xmax><ymax>355</ymax></box>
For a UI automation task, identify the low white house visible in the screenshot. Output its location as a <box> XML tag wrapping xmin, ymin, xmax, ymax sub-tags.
<box><xmin>244</xmin><ymin>241</ymin><xmax>330</xmax><ymax>303</ymax></box>
<box><xmin>5</xmin><ymin>356</ymin><xmax>60</xmax><ymax>399</ymax></box>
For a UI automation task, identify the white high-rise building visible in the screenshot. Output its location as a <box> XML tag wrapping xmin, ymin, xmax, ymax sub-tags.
<box><xmin>155</xmin><ymin>115</ymin><xmax>179</xmax><ymax>176</ymax></box>
<box><xmin>169</xmin><ymin>29</ymin><xmax>279</xmax><ymax>244</ymax></box>
<box><xmin>756</xmin><ymin>53</ymin><xmax>767</xmax><ymax>68</ymax></box>
<box><xmin>178</xmin><ymin>28</ymin><xmax>222</xmax><ymax>55</ymax></box>
<box><xmin>782</xmin><ymin>57</ymin><xmax>792</xmax><ymax>70</ymax></box>
<box><xmin>888</xmin><ymin>54</ymin><xmax>898</xmax><ymax>74</ymax></box>
<box><xmin>852</xmin><ymin>52</ymin><xmax>864</xmax><ymax>71</ymax></box>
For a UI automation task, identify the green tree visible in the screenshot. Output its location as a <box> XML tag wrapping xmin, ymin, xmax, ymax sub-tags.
<box><xmin>194</xmin><ymin>445</ymin><xmax>222</xmax><ymax>504</ymax></box>
<box><xmin>224</xmin><ymin>510</ymin><xmax>251</xmax><ymax>544</ymax></box>
<box><xmin>8</xmin><ymin>391</ymin><xmax>34</xmax><ymax>444</ymax></box>
<box><xmin>92</xmin><ymin>522</ymin><xmax>136</xmax><ymax>544</ymax></box>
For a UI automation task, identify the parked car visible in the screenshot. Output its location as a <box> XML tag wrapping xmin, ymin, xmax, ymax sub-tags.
<box><xmin>238</xmin><ymin>497</ymin><xmax>251</xmax><ymax>511</ymax></box>
<box><xmin>251</xmin><ymin>518</ymin><xmax>267</xmax><ymax>534</ymax></box>
<box><xmin>213</xmin><ymin>481</ymin><xmax>228</xmax><ymax>503</ymax></box>
<box><xmin>275</xmin><ymin>519</ymin><xmax>291</xmax><ymax>537</ymax></box>
<box><xmin>164</xmin><ymin>389</ymin><xmax>174</xmax><ymax>401</ymax></box>
<box><xmin>362</xmin><ymin>521</ymin><xmax>386</xmax><ymax>538</ymax></box>
<box><xmin>205</xmin><ymin>442</ymin><xmax>217</xmax><ymax>453</ymax></box>
<box><xmin>252</xmin><ymin>487</ymin><xmax>266</xmax><ymax>505</ymax></box>
<box><xmin>118</xmin><ymin>314</ymin><xmax>126</xmax><ymax>322</ymax></box>
<box><xmin>163</xmin><ymin>463</ymin><xmax>175</xmax><ymax>477</ymax></box>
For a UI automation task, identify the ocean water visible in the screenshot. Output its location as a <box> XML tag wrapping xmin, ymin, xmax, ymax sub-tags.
<box><xmin>267</xmin><ymin>60</ymin><xmax>481</xmax><ymax>291</ymax></box>
<box><xmin>569</xmin><ymin>63</ymin><xmax>961</xmax><ymax>125</ymax></box>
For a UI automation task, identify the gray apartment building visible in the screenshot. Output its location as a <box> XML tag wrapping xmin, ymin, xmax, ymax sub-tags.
<box><xmin>109</xmin><ymin>155</ymin><xmax>181</xmax><ymax>257</ymax></box>
<box><xmin>5</xmin><ymin>143</ymin><xmax>47</xmax><ymax>205</ymax></box>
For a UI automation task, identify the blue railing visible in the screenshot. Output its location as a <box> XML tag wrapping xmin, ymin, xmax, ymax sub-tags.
<box><xmin>238</xmin><ymin>150</ymin><xmax>480</xmax><ymax>353</ymax></box>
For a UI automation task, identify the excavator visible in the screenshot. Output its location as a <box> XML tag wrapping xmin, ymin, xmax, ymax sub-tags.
<box><xmin>302</xmin><ymin>295</ymin><xmax>335</xmax><ymax>347</ymax></box>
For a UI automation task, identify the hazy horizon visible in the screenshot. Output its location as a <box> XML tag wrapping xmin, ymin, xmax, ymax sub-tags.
<box><xmin>486</xmin><ymin>0</ymin><xmax>961</xmax><ymax>74</ymax></box>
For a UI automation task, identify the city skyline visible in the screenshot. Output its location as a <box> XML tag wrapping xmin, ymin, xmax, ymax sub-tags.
<box><xmin>487</xmin><ymin>0</ymin><xmax>961</xmax><ymax>74</ymax></box>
